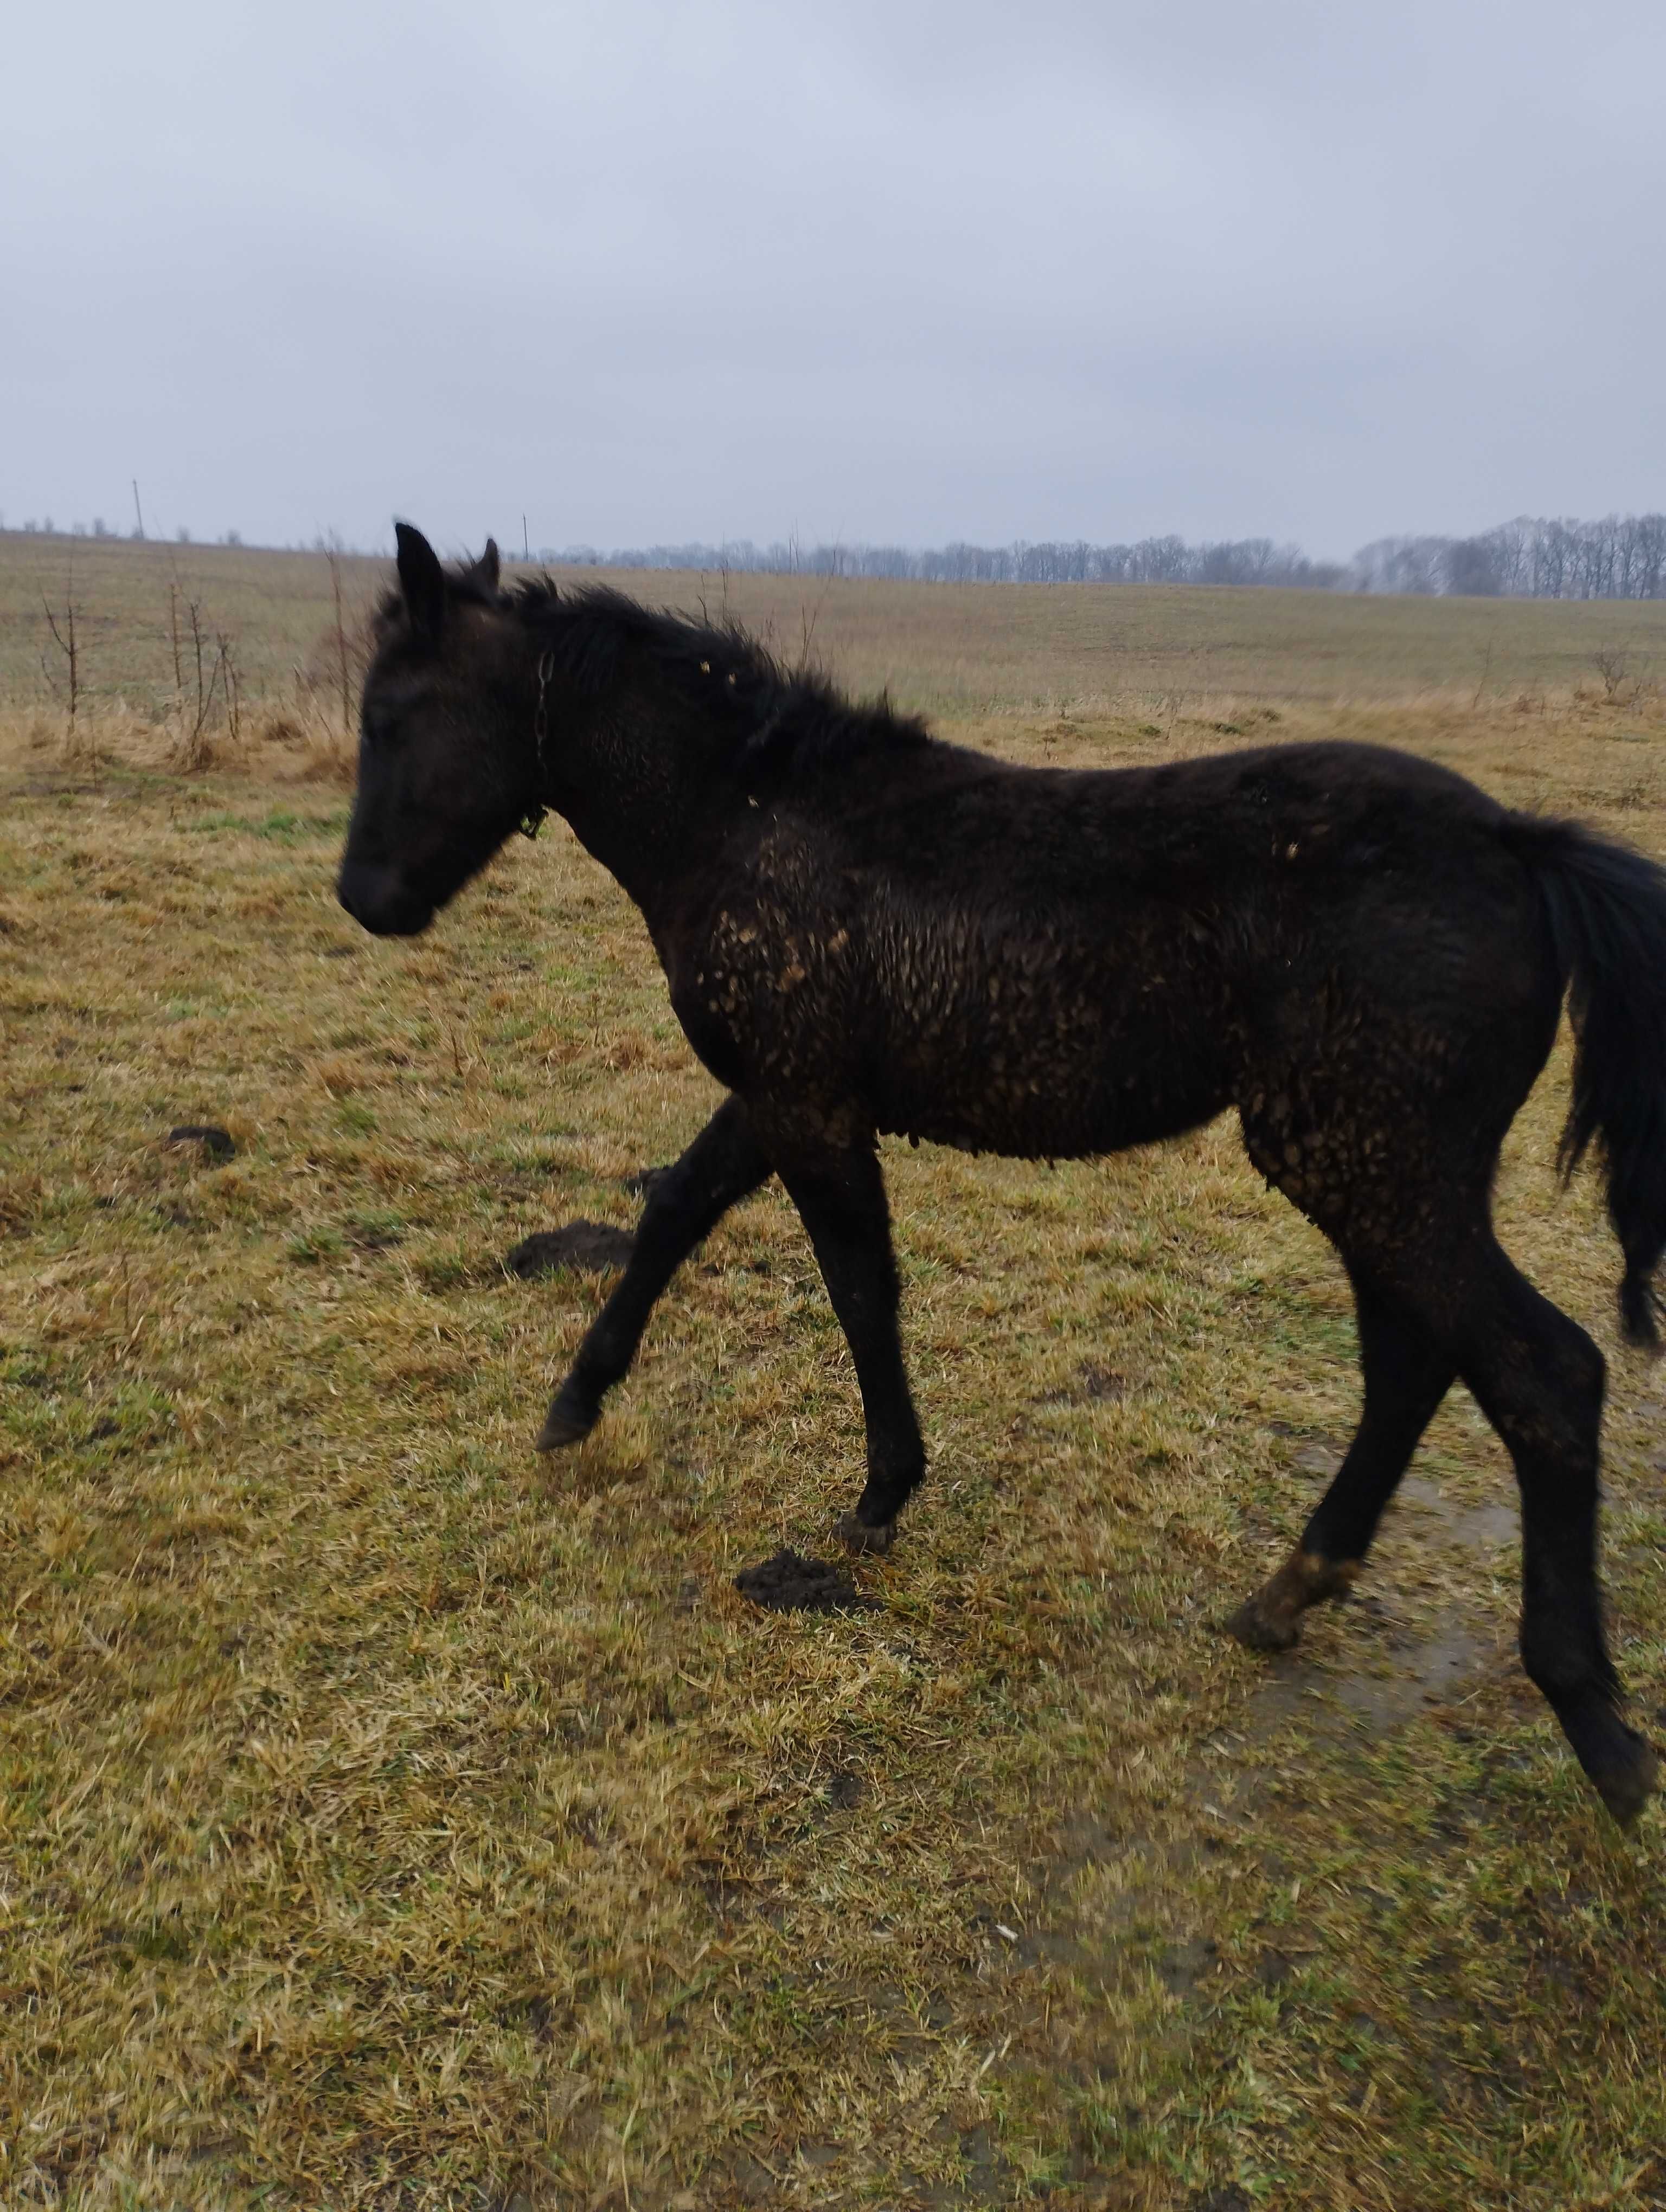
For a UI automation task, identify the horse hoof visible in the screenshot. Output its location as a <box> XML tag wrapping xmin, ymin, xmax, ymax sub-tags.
<box><xmin>1223</xmin><ymin>1594</ymin><xmax>1301</xmax><ymax>1653</ymax></box>
<box><xmin>835</xmin><ymin>1510</ymin><xmax>895</xmax><ymax>1557</ymax></box>
<box><xmin>1590</xmin><ymin>1735</ymin><xmax>1659</xmax><ymax>1830</ymax></box>
<box><xmin>535</xmin><ymin>1392</ymin><xmax>597</xmax><ymax>1451</ymax></box>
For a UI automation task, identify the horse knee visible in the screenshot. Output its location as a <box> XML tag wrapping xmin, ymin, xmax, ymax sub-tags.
<box><xmin>1559</xmin><ymin>1326</ymin><xmax>1606</xmax><ymax>1418</ymax></box>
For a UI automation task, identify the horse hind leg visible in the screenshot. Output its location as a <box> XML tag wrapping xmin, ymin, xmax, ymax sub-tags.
<box><xmin>1227</xmin><ymin>1276</ymin><xmax>1454</xmax><ymax>1650</ymax></box>
<box><xmin>1453</xmin><ymin>1248</ymin><xmax>1658</xmax><ymax>1825</ymax></box>
<box><xmin>1242</xmin><ymin>1199</ymin><xmax>1657</xmax><ymax>1824</ymax></box>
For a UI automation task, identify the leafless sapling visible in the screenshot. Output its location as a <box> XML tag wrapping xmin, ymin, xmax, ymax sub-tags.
<box><xmin>326</xmin><ymin>541</ymin><xmax>354</xmax><ymax>742</ymax></box>
<box><xmin>40</xmin><ymin>561</ymin><xmax>89</xmax><ymax>771</ymax></box>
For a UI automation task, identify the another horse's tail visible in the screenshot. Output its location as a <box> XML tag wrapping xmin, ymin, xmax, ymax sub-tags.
<box><xmin>1505</xmin><ymin>813</ymin><xmax>1666</xmax><ymax>1346</ymax></box>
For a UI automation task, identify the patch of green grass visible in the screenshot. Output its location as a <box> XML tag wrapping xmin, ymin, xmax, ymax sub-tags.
<box><xmin>286</xmin><ymin>1225</ymin><xmax>347</xmax><ymax>1264</ymax></box>
<box><xmin>182</xmin><ymin>806</ymin><xmax>349</xmax><ymax>841</ymax></box>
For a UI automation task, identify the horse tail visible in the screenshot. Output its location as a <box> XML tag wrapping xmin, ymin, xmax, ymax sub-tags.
<box><xmin>1504</xmin><ymin>813</ymin><xmax>1666</xmax><ymax>1346</ymax></box>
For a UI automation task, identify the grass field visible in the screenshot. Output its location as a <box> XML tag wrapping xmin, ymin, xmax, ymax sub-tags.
<box><xmin>3</xmin><ymin>538</ymin><xmax>1665</xmax><ymax>2209</ymax></box>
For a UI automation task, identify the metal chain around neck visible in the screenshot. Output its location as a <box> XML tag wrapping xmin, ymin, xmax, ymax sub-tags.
<box><xmin>519</xmin><ymin>647</ymin><xmax>555</xmax><ymax>840</ymax></box>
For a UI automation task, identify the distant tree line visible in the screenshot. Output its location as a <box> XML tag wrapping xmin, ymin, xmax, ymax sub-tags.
<box><xmin>6</xmin><ymin>517</ymin><xmax>240</xmax><ymax>546</ymax></box>
<box><xmin>1350</xmin><ymin>514</ymin><xmax>1666</xmax><ymax>600</ymax></box>
<box><xmin>9</xmin><ymin>508</ymin><xmax>1666</xmax><ymax>599</ymax></box>
<box><xmin>544</xmin><ymin>533</ymin><xmax>1346</xmax><ymax>589</ymax></box>
<box><xmin>546</xmin><ymin>512</ymin><xmax>1666</xmax><ymax>599</ymax></box>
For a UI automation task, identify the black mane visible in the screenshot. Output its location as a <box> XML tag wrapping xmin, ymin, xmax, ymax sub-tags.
<box><xmin>481</xmin><ymin>570</ymin><xmax>933</xmax><ymax>780</ymax></box>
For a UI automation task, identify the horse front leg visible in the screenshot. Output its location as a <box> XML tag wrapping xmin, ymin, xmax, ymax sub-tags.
<box><xmin>536</xmin><ymin>1095</ymin><xmax>772</xmax><ymax>1449</ymax></box>
<box><xmin>775</xmin><ymin>1141</ymin><xmax>925</xmax><ymax>1554</ymax></box>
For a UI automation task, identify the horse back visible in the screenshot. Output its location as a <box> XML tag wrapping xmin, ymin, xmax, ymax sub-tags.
<box><xmin>661</xmin><ymin>739</ymin><xmax>1554</xmax><ymax>1163</ymax></box>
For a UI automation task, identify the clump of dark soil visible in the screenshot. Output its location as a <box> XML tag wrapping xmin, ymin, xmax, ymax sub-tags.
<box><xmin>1036</xmin><ymin>1361</ymin><xmax>1126</xmax><ymax>1405</ymax></box>
<box><xmin>505</xmin><ymin>1221</ymin><xmax>636</xmax><ymax>1279</ymax></box>
<box><xmin>165</xmin><ymin>1124</ymin><xmax>235</xmax><ymax>1162</ymax></box>
<box><xmin>734</xmin><ymin>1549</ymin><xmax>879</xmax><ymax>1614</ymax></box>
<box><xmin>1077</xmin><ymin>1362</ymin><xmax>1126</xmax><ymax>1399</ymax></box>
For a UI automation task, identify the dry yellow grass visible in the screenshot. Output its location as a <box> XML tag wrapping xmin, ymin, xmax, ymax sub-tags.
<box><xmin>7</xmin><ymin>525</ymin><xmax>1666</xmax><ymax>741</ymax></box>
<box><xmin>3</xmin><ymin>552</ymin><xmax>1666</xmax><ymax>2208</ymax></box>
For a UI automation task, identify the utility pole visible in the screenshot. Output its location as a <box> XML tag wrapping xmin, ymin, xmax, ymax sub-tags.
<box><xmin>132</xmin><ymin>480</ymin><xmax>146</xmax><ymax>539</ymax></box>
<box><xmin>522</xmin><ymin>513</ymin><xmax>529</xmax><ymax>562</ymax></box>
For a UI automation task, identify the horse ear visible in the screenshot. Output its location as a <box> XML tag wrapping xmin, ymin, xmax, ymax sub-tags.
<box><xmin>394</xmin><ymin>520</ymin><xmax>446</xmax><ymax>637</ymax></box>
<box><xmin>476</xmin><ymin>538</ymin><xmax>501</xmax><ymax>593</ymax></box>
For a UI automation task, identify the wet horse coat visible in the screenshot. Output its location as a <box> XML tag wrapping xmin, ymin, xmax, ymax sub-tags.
<box><xmin>338</xmin><ymin>525</ymin><xmax>1666</xmax><ymax>1824</ymax></box>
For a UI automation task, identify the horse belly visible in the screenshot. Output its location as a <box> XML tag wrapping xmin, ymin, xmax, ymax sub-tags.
<box><xmin>874</xmin><ymin>997</ymin><xmax>1228</xmax><ymax>1159</ymax></box>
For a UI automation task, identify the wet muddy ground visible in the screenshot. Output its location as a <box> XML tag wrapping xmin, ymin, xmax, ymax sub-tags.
<box><xmin>705</xmin><ymin>1417</ymin><xmax>1544</xmax><ymax>2209</ymax></box>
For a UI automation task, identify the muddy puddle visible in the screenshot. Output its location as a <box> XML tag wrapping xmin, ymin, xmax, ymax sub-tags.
<box><xmin>1177</xmin><ymin>1474</ymin><xmax>1517</xmax><ymax>1939</ymax></box>
<box><xmin>1003</xmin><ymin>1447</ymin><xmax>1523</xmax><ymax>2023</ymax></box>
<box><xmin>1210</xmin><ymin>1456</ymin><xmax>1516</xmax><ymax>1754</ymax></box>
<box><xmin>1227</xmin><ymin>1467</ymin><xmax>1516</xmax><ymax>1748</ymax></box>
<box><xmin>719</xmin><ymin>1456</ymin><xmax>1529</xmax><ymax>2207</ymax></box>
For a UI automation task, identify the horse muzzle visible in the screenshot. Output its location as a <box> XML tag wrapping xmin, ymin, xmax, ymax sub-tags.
<box><xmin>337</xmin><ymin>861</ymin><xmax>435</xmax><ymax>937</ymax></box>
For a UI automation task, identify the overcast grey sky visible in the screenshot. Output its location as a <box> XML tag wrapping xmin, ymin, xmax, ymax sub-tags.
<box><xmin>6</xmin><ymin>0</ymin><xmax>1664</xmax><ymax>558</ymax></box>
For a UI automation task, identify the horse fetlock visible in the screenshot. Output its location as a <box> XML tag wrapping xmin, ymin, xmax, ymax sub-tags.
<box><xmin>1518</xmin><ymin>1613</ymin><xmax>1620</xmax><ymax>1710</ymax></box>
<box><xmin>1226</xmin><ymin>1549</ymin><xmax>1357</xmax><ymax>1652</ymax></box>
<box><xmin>861</xmin><ymin>1447</ymin><xmax>924</xmax><ymax>1510</ymax></box>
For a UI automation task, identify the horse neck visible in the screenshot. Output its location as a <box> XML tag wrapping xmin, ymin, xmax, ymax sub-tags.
<box><xmin>546</xmin><ymin>652</ymin><xmax>728</xmax><ymax>919</ymax></box>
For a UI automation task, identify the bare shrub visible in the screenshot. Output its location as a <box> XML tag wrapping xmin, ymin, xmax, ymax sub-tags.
<box><xmin>291</xmin><ymin>574</ymin><xmax>375</xmax><ymax>782</ymax></box>
<box><xmin>297</xmin><ymin>719</ymin><xmax>359</xmax><ymax>785</ymax></box>
<box><xmin>248</xmin><ymin>706</ymin><xmax>307</xmax><ymax>749</ymax></box>
<box><xmin>1591</xmin><ymin>649</ymin><xmax>1657</xmax><ymax>715</ymax></box>
<box><xmin>162</xmin><ymin>571</ymin><xmax>246</xmax><ymax>770</ymax></box>
<box><xmin>1592</xmin><ymin>647</ymin><xmax>1637</xmax><ymax>704</ymax></box>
